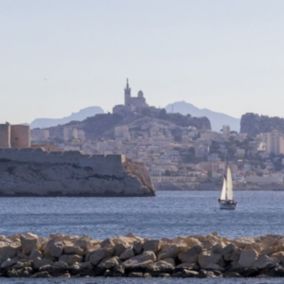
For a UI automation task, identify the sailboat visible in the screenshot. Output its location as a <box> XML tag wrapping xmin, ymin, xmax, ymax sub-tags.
<box><xmin>218</xmin><ymin>166</ymin><xmax>237</xmax><ymax>210</ymax></box>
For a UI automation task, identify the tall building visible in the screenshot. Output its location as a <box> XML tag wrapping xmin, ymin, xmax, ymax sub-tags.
<box><xmin>0</xmin><ymin>123</ymin><xmax>31</xmax><ymax>149</ymax></box>
<box><xmin>260</xmin><ymin>130</ymin><xmax>284</xmax><ymax>155</ymax></box>
<box><xmin>0</xmin><ymin>123</ymin><xmax>11</xmax><ymax>148</ymax></box>
<box><xmin>124</xmin><ymin>78</ymin><xmax>131</xmax><ymax>106</ymax></box>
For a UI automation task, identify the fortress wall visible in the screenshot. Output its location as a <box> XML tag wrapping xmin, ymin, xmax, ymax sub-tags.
<box><xmin>0</xmin><ymin>149</ymin><xmax>125</xmax><ymax>175</ymax></box>
<box><xmin>0</xmin><ymin>149</ymin><xmax>48</xmax><ymax>163</ymax></box>
<box><xmin>78</xmin><ymin>154</ymin><xmax>125</xmax><ymax>175</ymax></box>
<box><xmin>0</xmin><ymin>124</ymin><xmax>11</xmax><ymax>148</ymax></box>
<box><xmin>11</xmin><ymin>125</ymin><xmax>31</xmax><ymax>148</ymax></box>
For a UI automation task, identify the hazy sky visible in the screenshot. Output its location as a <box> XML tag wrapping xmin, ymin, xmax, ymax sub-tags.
<box><xmin>1</xmin><ymin>0</ymin><xmax>284</xmax><ymax>123</ymax></box>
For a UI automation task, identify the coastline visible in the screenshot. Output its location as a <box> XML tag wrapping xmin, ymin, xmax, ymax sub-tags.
<box><xmin>1</xmin><ymin>233</ymin><xmax>284</xmax><ymax>278</ymax></box>
<box><xmin>157</xmin><ymin>188</ymin><xmax>284</xmax><ymax>191</ymax></box>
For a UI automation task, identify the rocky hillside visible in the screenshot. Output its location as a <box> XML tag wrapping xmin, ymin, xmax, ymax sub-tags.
<box><xmin>241</xmin><ymin>113</ymin><xmax>284</xmax><ymax>136</ymax></box>
<box><xmin>33</xmin><ymin>108</ymin><xmax>211</xmax><ymax>143</ymax></box>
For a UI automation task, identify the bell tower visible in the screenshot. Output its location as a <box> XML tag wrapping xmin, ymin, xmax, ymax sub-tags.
<box><xmin>124</xmin><ymin>78</ymin><xmax>131</xmax><ymax>106</ymax></box>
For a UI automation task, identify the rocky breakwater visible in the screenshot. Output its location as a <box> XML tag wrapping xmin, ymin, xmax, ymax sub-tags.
<box><xmin>1</xmin><ymin>233</ymin><xmax>284</xmax><ymax>278</ymax></box>
<box><xmin>0</xmin><ymin>149</ymin><xmax>154</xmax><ymax>196</ymax></box>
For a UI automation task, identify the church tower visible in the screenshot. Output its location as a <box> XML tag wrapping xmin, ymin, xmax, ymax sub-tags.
<box><xmin>124</xmin><ymin>78</ymin><xmax>131</xmax><ymax>106</ymax></box>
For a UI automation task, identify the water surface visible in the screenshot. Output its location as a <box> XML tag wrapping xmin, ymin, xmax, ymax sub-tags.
<box><xmin>0</xmin><ymin>191</ymin><xmax>283</xmax><ymax>238</ymax></box>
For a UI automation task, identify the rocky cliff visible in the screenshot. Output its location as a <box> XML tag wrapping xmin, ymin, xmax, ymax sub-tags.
<box><xmin>241</xmin><ymin>113</ymin><xmax>284</xmax><ymax>136</ymax></box>
<box><xmin>0</xmin><ymin>149</ymin><xmax>155</xmax><ymax>197</ymax></box>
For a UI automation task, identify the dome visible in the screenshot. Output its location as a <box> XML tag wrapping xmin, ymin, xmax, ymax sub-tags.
<box><xmin>137</xmin><ymin>90</ymin><xmax>144</xmax><ymax>98</ymax></box>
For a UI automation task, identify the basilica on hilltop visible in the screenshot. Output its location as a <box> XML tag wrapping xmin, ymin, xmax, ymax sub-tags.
<box><xmin>113</xmin><ymin>79</ymin><xmax>149</xmax><ymax>114</ymax></box>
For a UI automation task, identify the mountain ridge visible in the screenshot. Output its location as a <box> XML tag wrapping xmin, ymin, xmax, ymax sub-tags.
<box><xmin>30</xmin><ymin>106</ymin><xmax>104</xmax><ymax>129</ymax></box>
<box><xmin>165</xmin><ymin>101</ymin><xmax>240</xmax><ymax>132</ymax></box>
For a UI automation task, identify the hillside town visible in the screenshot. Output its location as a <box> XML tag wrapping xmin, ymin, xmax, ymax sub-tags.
<box><xmin>29</xmin><ymin>80</ymin><xmax>284</xmax><ymax>191</ymax></box>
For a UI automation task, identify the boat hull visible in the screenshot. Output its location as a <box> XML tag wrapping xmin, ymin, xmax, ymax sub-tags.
<box><xmin>219</xmin><ymin>200</ymin><xmax>237</xmax><ymax>210</ymax></box>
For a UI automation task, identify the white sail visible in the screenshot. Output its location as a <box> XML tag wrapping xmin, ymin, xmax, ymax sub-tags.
<box><xmin>220</xmin><ymin>177</ymin><xmax>227</xmax><ymax>200</ymax></box>
<box><xmin>226</xmin><ymin>167</ymin><xmax>233</xmax><ymax>200</ymax></box>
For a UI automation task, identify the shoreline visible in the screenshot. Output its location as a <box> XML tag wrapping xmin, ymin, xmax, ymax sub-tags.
<box><xmin>0</xmin><ymin>189</ymin><xmax>284</xmax><ymax>198</ymax></box>
<box><xmin>158</xmin><ymin>188</ymin><xmax>284</xmax><ymax>191</ymax></box>
<box><xmin>0</xmin><ymin>233</ymin><xmax>284</xmax><ymax>278</ymax></box>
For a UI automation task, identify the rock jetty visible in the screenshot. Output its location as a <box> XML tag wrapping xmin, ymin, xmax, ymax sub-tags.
<box><xmin>1</xmin><ymin>233</ymin><xmax>284</xmax><ymax>278</ymax></box>
<box><xmin>0</xmin><ymin>149</ymin><xmax>155</xmax><ymax>196</ymax></box>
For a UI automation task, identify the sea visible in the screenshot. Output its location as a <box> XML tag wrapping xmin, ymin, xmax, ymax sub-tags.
<box><xmin>0</xmin><ymin>190</ymin><xmax>283</xmax><ymax>284</ymax></box>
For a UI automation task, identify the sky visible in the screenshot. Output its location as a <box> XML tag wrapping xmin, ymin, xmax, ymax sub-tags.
<box><xmin>0</xmin><ymin>0</ymin><xmax>284</xmax><ymax>123</ymax></box>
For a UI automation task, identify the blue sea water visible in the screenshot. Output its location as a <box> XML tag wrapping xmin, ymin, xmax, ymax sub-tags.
<box><xmin>0</xmin><ymin>191</ymin><xmax>283</xmax><ymax>239</ymax></box>
<box><xmin>0</xmin><ymin>191</ymin><xmax>283</xmax><ymax>283</ymax></box>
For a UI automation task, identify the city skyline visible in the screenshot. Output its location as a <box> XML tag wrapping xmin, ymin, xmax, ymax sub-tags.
<box><xmin>1</xmin><ymin>0</ymin><xmax>284</xmax><ymax>123</ymax></box>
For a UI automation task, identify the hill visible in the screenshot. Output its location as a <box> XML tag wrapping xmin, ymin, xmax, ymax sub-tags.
<box><xmin>241</xmin><ymin>113</ymin><xmax>284</xmax><ymax>136</ymax></box>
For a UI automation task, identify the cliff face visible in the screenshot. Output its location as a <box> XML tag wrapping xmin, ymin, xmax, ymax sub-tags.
<box><xmin>0</xmin><ymin>149</ymin><xmax>155</xmax><ymax>197</ymax></box>
<box><xmin>241</xmin><ymin>113</ymin><xmax>284</xmax><ymax>136</ymax></box>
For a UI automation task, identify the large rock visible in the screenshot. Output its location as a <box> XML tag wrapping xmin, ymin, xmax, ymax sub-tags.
<box><xmin>1</xmin><ymin>258</ymin><xmax>17</xmax><ymax>270</ymax></box>
<box><xmin>20</xmin><ymin>233</ymin><xmax>40</xmax><ymax>255</ymax></box>
<box><xmin>119</xmin><ymin>248</ymin><xmax>135</xmax><ymax>261</ymax></box>
<box><xmin>133</xmin><ymin>241</ymin><xmax>143</xmax><ymax>255</ymax></box>
<box><xmin>74</xmin><ymin>237</ymin><xmax>98</xmax><ymax>252</ymax></box>
<box><xmin>158</xmin><ymin>245</ymin><xmax>180</xmax><ymax>260</ymax></box>
<box><xmin>272</xmin><ymin>251</ymin><xmax>284</xmax><ymax>265</ymax></box>
<box><xmin>72</xmin><ymin>262</ymin><xmax>93</xmax><ymax>276</ymax></box>
<box><xmin>151</xmin><ymin>260</ymin><xmax>175</xmax><ymax>273</ymax></box>
<box><xmin>238</xmin><ymin>249</ymin><xmax>258</xmax><ymax>268</ymax></box>
<box><xmin>123</xmin><ymin>251</ymin><xmax>156</xmax><ymax>270</ymax></box>
<box><xmin>198</xmin><ymin>234</ymin><xmax>224</xmax><ymax>250</ymax></box>
<box><xmin>32</xmin><ymin>257</ymin><xmax>53</xmax><ymax>270</ymax></box>
<box><xmin>0</xmin><ymin>242</ymin><xmax>21</xmax><ymax>263</ymax></box>
<box><xmin>63</xmin><ymin>242</ymin><xmax>84</xmax><ymax>256</ymax></box>
<box><xmin>198</xmin><ymin>251</ymin><xmax>223</xmax><ymax>271</ymax></box>
<box><xmin>143</xmin><ymin>240</ymin><xmax>161</xmax><ymax>254</ymax></box>
<box><xmin>98</xmin><ymin>256</ymin><xmax>120</xmax><ymax>270</ymax></box>
<box><xmin>112</xmin><ymin>236</ymin><xmax>137</xmax><ymax>256</ymax></box>
<box><xmin>178</xmin><ymin>245</ymin><xmax>202</xmax><ymax>264</ymax></box>
<box><xmin>44</xmin><ymin>240</ymin><xmax>64</xmax><ymax>258</ymax></box>
<box><xmin>223</xmin><ymin>244</ymin><xmax>237</xmax><ymax>261</ymax></box>
<box><xmin>89</xmin><ymin>248</ymin><xmax>113</xmax><ymax>266</ymax></box>
<box><xmin>182</xmin><ymin>237</ymin><xmax>202</xmax><ymax>248</ymax></box>
<box><xmin>253</xmin><ymin>254</ymin><xmax>275</xmax><ymax>270</ymax></box>
<box><xmin>59</xmin><ymin>254</ymin><xmax>82</xmax><ymax>266</ymax></box>
<box><xmin>100</xmin><ymin>238</ymin><xmax>115</xmax><ymax>249</ymax></box>
<box><xmin>39</xmin><ymin>261</ymin><xmax>69</xmax><ymax>275</ymax></box>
